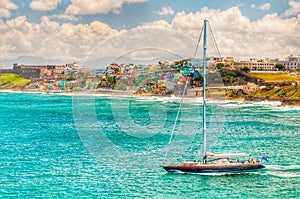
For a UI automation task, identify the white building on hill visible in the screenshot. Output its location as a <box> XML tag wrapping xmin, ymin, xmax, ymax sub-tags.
<box><xmin>281</xmin><ymin>55</ymin><xmax>300</xmax><ymax>70</ymax></box>
<box><xmin>234</xmin><ymin>58</ymin><xmax>276</xmax><ymax>71</ymax></box>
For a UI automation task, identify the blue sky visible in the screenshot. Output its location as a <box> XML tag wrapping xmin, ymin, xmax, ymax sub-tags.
<box><xmin>8</xmin><ymin>0</ymin><xmax>293</xmax><ymax>29</ymax></box>
<box><xmin>0</xmin><ymin>0</ymin><xmax>299</xmax><ymax>65</ymax></box>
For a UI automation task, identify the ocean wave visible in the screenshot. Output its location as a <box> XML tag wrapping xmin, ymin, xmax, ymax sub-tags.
<box><xmin>253</xmin><ymin>100</ymin><xmax>282</xmax><ymax>106</ymax></box>
<box><xmin>220</xmin><ymin>101</ymin><xmax>300</xmax><ymax>112</ymax></box>
<box><xmin>220</xmin><ymin>103</ymin><xmax>255</xmax><ymax>108</ymax></box>
<box><xmin>270</xmin><ymin>106</ymin><xmax>300</xmax><ymax>112</ymax></box>
<box><xmin>265</xmin><ymin>165</ymin><xmax>300</xmax><ymax>171</ymax></box>
<box><xmin>263</xmin><ymin>165</ymin><xmax>300</xmax><ymax>178</ymax></box>
<box><xmin>266</xmin><ymin>171</ymin><xmax>300</xmax><ymax>178</ymax></box>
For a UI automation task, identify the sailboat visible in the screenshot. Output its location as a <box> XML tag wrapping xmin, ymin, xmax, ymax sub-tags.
<box><xmin>162</xmin><ymin>20</ymin><xmax>265</xmax><ymax>174</ymax></box>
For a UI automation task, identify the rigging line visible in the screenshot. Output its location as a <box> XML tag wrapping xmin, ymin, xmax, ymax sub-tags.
<box><xmin>205</xmin><ymin>106</ymin><xmax>235</xmax><ymax>150</ymax></box>
<box><xmin>212</xmin><ymin>109</ymin><xmax>252</xmax><ymax>154</ymax></box>
<box><xmin>193</xmin><ymin>26</ymin><xmax>204</xmax><ymax>59</ymax></box>
<box><xmin>238</xmin><ymin>108</ymin><xmax>256</xmax><ymax>151</ymax></box>
<box><xmin>206</xmin><ymin>108</ymin><xmax>227</xmax><ymax>149</ymax></box>
<box><xmin>223</xmin><ymin>125</ymin><xmax>241</xmax><ymax>152</ymax></box>
<box><xmin>208</xmin><ymin>22</ymin><xmax>222</xmax><ymax>59</ymax></box>
<box><xmin>206</xmin><ymin>110</ymin><xmax>224</xmax><ymax>150</ymax></box>
<box><xmin>163</xmin><ymin>80</ymin><xmax>189</xmax><ymax>164</ymax></box>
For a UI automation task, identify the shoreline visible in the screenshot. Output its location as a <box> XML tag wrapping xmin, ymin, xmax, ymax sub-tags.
<box><xmin>1</xmin><ymin>88</ymin><xmax>300</xmax><ymax>108</ymax></box>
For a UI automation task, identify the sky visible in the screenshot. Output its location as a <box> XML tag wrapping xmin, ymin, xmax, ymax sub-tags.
<box><xmin>0</xmin><ymin>0</ymin><xmax>299</xmax><ymax>67</ymax></box>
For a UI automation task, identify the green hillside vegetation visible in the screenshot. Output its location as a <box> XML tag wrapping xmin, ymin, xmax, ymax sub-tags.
<box><xmin>249</xmin><ymin>84</ymin><xmax>300</xmax><ymax>98</ymax></box>
<box><xmin>206</xmin><ymin>69</ymin><xmax>247</xmax><ymax>86</ymax></box>
<box><xmin>225</xmin><ymin>89</ymin><xmax>246</xmax><ymax>98</ymax></box>
<box><xmin>250</xmin><ymin>73</ymin><xmax>299</xmax><ymax>82</ymax></box>
<box><xmin>0</xmin><ymin>73</ymin><xmax>31</xmax><ymax>89</ymax></box>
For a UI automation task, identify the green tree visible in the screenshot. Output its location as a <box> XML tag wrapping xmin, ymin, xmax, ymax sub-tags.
<box><xmin>66</xmin><ymin>76</ymin><xmax>76</xmax><ymax>81</ymax></box>
<box><xmin>265</xmin><ymin>85</ymin><xmax>274</xmax><ymax>91</ymax></box>
<box><xmin>275</xmin><ymin>63</ymin><xmax>285</xmax><ymax>70</ymax></box>
<box><xmin>240</xmin><ymin>66</ymin><xmax>250</xmax><ymax>73</ymax></box>
<box><xmin>216</xmin><ymin>62</ymin><xmax>224</xmax><ymax>69</ymax></box>
<box><xmin>296</xmin><ymin>68</ymin><xmax>300</xmax><ymax>73</ymax></box>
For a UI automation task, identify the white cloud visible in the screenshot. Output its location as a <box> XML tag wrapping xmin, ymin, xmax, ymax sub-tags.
<box><xmin>0</xmin><ymin>16</ymin><xmax>119</xmax><ymax>60</ymax></box>
<box><xmin>146</xmin><ymin>7</ymin><xmax>300</xmax><ymax>60</ymax></box>
<box><xmin>258</xmin><ymin>3</ymin><xmax>271</xmax><ymax>11</ymax></box>
<box><xmin>49</xmin><ymin>14</ymin><xmax>80</xmax><ymax>21</ymax></box>
<box><xmin>0</xmin><ymin>6</ymin><xmax>299</xmax><ymax>63</ymax></box>
<box><xmin>251</xmin><ymin>4</ymin><xmax>255</xmax><ymax>8</ymax></box>
<box><xmin>282</xmin><ymin>0</ymin><xmax>300</xmax><ymax>16</ymax></box>
<box><xmin>154</xmin><ymin>6</ymin><xmax>175</xmax><ymax>16</ymax></box>
<box><xmin>66</xmin><ymin>0</ymin><xmax>146</xmax><ymax>15</ymax></box>
<box><xmin>0</xmin><ymin>0</ymin><xmax>18</xmax><ymax>18</ymax></box>
<box><xmin>140</xmin><ymin>20</ymin><xmax>172</xmax><ymax>29</ymax></box>
<box><xmin>126</xmin><ymin>0</ymin><xmax>146</xmax><ymax>2</ymax></box>
<box><xmin>86</xmin><ymin>27</ymin><xmax>197</xmax><ymax>65</ymax></box>
<box><xmin>30</xmin><ymin>0</ymin><xmax>61</xmax><ymax>11</ymax></box>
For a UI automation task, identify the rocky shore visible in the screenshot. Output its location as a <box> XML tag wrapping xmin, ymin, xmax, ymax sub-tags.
<box><xmin>245</xmin><ymin>96</ymin><xmax>300</xmax><ymax>106</ymax></box>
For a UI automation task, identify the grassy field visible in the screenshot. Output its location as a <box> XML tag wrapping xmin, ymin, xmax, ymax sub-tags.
<box><xmin>0</xmin><ymin>73</ymin><xmax>30</xmax><ymax>88</ymax></box>
<box><xmin>250</xmin><ymin>73</ymin><xmax>300</xmax><ymax>82</ymax></box>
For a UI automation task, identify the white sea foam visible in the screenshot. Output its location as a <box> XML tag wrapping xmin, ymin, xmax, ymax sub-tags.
<box><xmin>261</xmin><ymin>165</ymin><xmax>300</xmax><ymax>178</ymax></box>
<box><xmin>253</xmin><ymin>100</ymin><xmax>282</xmax><ymax>106</ymax></box>
<box><xmin>0</xmin><ymin>90</ymin><xmax>44</xmax><ymax>94</ymax></box>
<box><xmin>1</xmin><ymin>90</ymin><xmax>300</xmax><ymax>111</ymax></box>
<box><xmin>220</xmin><ymin>100</ymin><xmax>300</xmax><ymax>111</ymax></box>
<box><xmin>265</xmin><ymin>165</ymin><xmax>300</xmax><ymax>171</ymax></box>
<box><xmin>220</xmin><ymin>103</ymin><xmax>255</xmax><ymax>108</ymax></box>
<box><xmin>266</xmin><ymin>171</ymin><xmax>300</xmax><ymax>178</ymax></box>
<box><xmin>0</xmin><ymin>90</ymin><xmax>20</xmax><ymax>93</ymax></box>
<box><xmin>270</xmin><ymin>106</ymin><xmax>300</xmax><ymax>112</ymax></box>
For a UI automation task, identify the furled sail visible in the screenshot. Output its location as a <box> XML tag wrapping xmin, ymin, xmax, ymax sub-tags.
<box><xmin>207</xmin><ymin>153</ymin><xmax>248</xmax><ymax>159</ymax></box>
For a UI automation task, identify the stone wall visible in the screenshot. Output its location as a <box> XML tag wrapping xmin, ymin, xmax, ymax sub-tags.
<box><xmin>0</xmin><ymin>69</ymin><xmax>13</xmax><ymax>74</ymax></box>
<box><xmin>12</xmin><ymin>63</ymin><xmax>66</xmax><ymax>79</ymax></box>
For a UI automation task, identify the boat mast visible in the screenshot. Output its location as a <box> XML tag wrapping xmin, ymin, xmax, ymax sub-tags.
<box><xmin>202</xmin><ymin>19</ymin><xmax>208</xmax><ymax>164</ymax></box>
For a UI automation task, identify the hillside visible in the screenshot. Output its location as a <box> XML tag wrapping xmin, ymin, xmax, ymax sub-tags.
<box><xmin>248</xmin><ymin>84</ymin><xmax>300</xmax><ymax>98</ymax></box>
<box><xmin>205</xmin><ymin>68</ymin><xmax>247</xmax><ymax>86</ymax></box>
<box><xmin>250</xmin><ymin>73</ymin><xmax>299</xmax><ymax>82</ymax></box>
<box><xmin>0</xmin><ymin>74</ymin><xmax>31</xmax><ymax>89</ymax></box>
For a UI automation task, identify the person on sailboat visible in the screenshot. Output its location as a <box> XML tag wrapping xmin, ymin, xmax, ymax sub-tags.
<box><xmin>262</xmin><ymin>153</ymin><xmax>269</xmax><ymax>162</ymax></box>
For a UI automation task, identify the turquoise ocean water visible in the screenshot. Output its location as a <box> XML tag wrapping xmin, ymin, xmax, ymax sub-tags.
<box><xmin>0</xmin><ymin>92</ymin><xmax>299</xmax><ymax>198</ymax></box>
